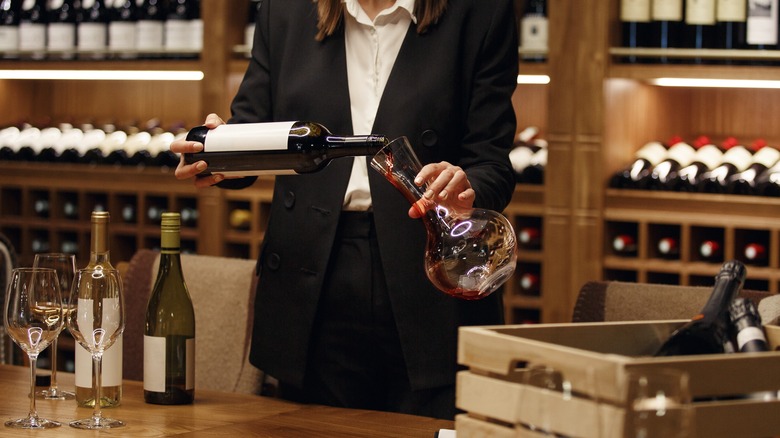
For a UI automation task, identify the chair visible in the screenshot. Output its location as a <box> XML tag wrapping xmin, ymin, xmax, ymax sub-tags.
<box><xmin>121</xmin><ymin>249</ymin><xmax>264</xmax><ymax>395</ymax></box>
<box><xmin>0</xmin><ymin>233</ymin><xmax>18</xmax><ymax>365</ymax></box>
<box><xmin>572</xmin><ymin>280</ymin><xmax>772</xmax><ymax>323</ymax></box>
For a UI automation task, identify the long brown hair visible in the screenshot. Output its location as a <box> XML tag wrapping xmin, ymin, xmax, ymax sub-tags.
<box><xmin>314</xmin><ymin>0</ymin><xmax>447</xmax><ymax>41</ymax></box>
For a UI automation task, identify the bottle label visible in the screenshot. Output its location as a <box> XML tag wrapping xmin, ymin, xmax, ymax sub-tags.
<box><xmin>143</xmin><ymin>335</ymin><xmax>195</xmax><ymax>391</ymax></box>
<box><xmin>717</xmin><ymin>0</ymin><xmax>747</xmax><ymax>21</ymax></box>
<box><xmin>164</xmin><ymin>20</ymin><xmax>197</xmax><ymax>51</ymax></box>
<box><xmin>75</xmin><ymin>336</ymin><xmax>123</xmax><ymax>388</ymax></box>
<box><xmin>0</xmin><ymin>29</ymin><xmax>19</xmax><ymax>52</ymax></box>
<box><xmin>622</xmin><ymin>0</ymin><xmax>651</xmax><ymax>22</ymax></box>
<box><xmin>695</xmin><ymin>145</ymin><xmax>723</xmax><ymax>169</ymax></box>
<box><xmin>109</xmin><ymin>22</ymin><xmax>137</xmax><ymax>51</ymax></box>
<box><xmin>653</xmin><ymin>0</ymin><xmax>684</xmax><ymax>20</ymax></box>
<box><xmin>203</xmin><ymin>121</ymin><xmax>296</xmax><ymax>153</ymax></box>
<box><xmin>136</xmin><ymin>21</ymin><xmax>165</xmax><ymax>50</ymax></box>
<box><xmin>19</xmin><ymin>24</ymin><xmax>46</xmax><ymax>52</ymax></box>
<box><xmin>47</xmin><ymin>23</ymin><xmax>77</xmax><ymax>51</ymax></box>
<box><xmin>737</xmin><ymin>326</ymin><xmax>767</xmax><ymax>349</ymax></box>
<box><xmin>747</xmin><ymin>0</ymin><xmax>779</xmax><ymax>45</ymax></box>
<box><xmin>686</xmin><ymin>0</ymin><xmax>716</xmax><ymax>25</ymax></box>
<box><xmin>666</xmin><ymin>142</ymin><xmax>696</xmax><ymax>167</ymax></box>
<box><xmin>635</xmin><ymin>142</ymin><xmax>668</xmax><ymax>166</ymax></box>
<box><xmin>520</xmin><ymin>16</ymin><xmax>548</xmax><ymax>51</ymax></box>
<box><xmin>723</xmin><ymin>146</ymin><xmax>754</xmax><ymax>172</ymax></box>
<box><xmin>78</xmin><ymin>24</ymin><xmax>108</xmax><ymax>51</ymax></box>
<box><xmin>754</xmin><ymin>146</ymin><xmax>780</xmax><ymax>168</ymax></box>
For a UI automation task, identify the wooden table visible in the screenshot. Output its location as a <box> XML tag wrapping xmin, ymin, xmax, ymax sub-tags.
<box><xmin>0</xmin><ymin>365</ymin><xmax>453</xmax><ymax>437</ymax></box>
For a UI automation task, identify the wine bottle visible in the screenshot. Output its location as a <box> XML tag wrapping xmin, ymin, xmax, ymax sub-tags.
<box><xmin>136</xmin><ymin>0</ymin><xmax>164</xmax><ymax>57</ymax></box>
<box><xmin>75</xmin><ymin>211</ymin><xmax>123</xmax><ymax>408</ymax></box>
<box><xmin>612</xmin><ymin>234</ymin><xmax>638</xmax><ymax>256</ymax></box>
<box><xmin>716</xmin><ymin>0</ymin><xmax>747</xmax><ymax>54</ymax></box>
<box><xmin>519</xmin><ymin>272</ymin><xmax>540</xmax><ymax>296</ymax></box>
<box><xmin>608</xmin><ymin>141</ymin><xmax>668</xmax><ymax>189</ymax></box>
<box><xmin>63</xmin><ymin>199</ymin><xmax>78</xmax><ymax>219</ymax></box>
<box><xmin>108</xmin><ymin>0</ymin><xmax>138</xmax><ymax>58</ymax></box>
<box><xmin>33</xmin><ymin>197</ymin><xmax>49</xmax><ymax>217</ymax></box>
<box><xmin>121</xmin><ymin>203</ymin><xmax>135</xmax><ymax>222</ymax></box>
<box><xmin>144</xmin><ymin>212</ymin><xmax>196</xmax><ymax>405</ymax></box>
<box><xmin>163</xmin><ymin>0</ymin><xmax>200</xmax><ymax>57</ymax></box>
<box><xmin>18</xmin><ymin>0</ymin><xmax>47</xmax><ymax>60</ymax></box>
<box><xmin>747</xmin><ymin>0</ymin><xmax>779</xmax><ymax>65</ymax></box>
<box><xmin>655</xmin><ymin>259</ymin><xmax>746</xmax><ymax>356</ymax></box>
<box><xmin>657</xmin><ymin>236</ymin><xmax>680</xmax><ymax>258</ymax></box>
<box><xmin>229</xmin><ymin>208</ymin><xmax>251</xmax><ymax>230</ymax></box>
<box><xmin>620</xmin><ymin>0</ymin><xmax>651</xmax><ymax>63</ymax></box>
<box><xmin>650</xmin><ymin>0</ymin><xmax>685</xmax><ymax>62</ymax></box>
<box><xmin>56</xmin><ymin>125</ymin><xmax>84</xmax><ymax>163</ymax></box>
<box><xmin>743</xmin><ymin>242</ymin><xmax>767</xmax><ymax>264</ymax></box>
<box><xmin>31</xmin><ymin>236</ymin><xmax>50</xmax><ymax>253</ymax></box>
<box><xmin>147</xmin><ymin>205</ymin><xmax>164</xmax><ymax>224</ymax></box>
<box><xmin>46</xmin><ymin>0</ymin><xmax>77</xmax><ymax>60</ymax></box>
<box><xmin>76</xmin><ymin>0</ymin><xmax>109</xmax><ymax>60</ymax></box>
<box><xmin>509</xmin><ymin>127</ymin><xmax>543</xmax><ymax>182</ymax></box>
<box><xmin>755</xmin><ymin>158</ymin><xmax>780</xmax><ymax>196</ymax></box>
<box><xmin>729</xmin><ymin>298</ymin><xmax>768</xmax><ymax>353</ymax></box>
<box><xmin>684</xmin><ymin>0</ymin><xmax>716</xmax><ymax>63</ymax></box>
<box><xmin>698</xmin><ymin>139</ymin><xmax>753</xmax><ymax>193</ymax></box>
<box><xmin>33</xmin><ymin>125</ymin><xmax>62</xmax><ymax>162</ymax></box>
<box><xmin>0</xmin><ymin>125</ymin><xmax>20</xmax><ymax>160</ymax></box>
<box><xmin>699</xmin><ymin>239</ymin><xmax>723</xmax><ymax>261</ymax></box>
<box><xmin>727</xmin><ymin>141</ymin><xmax>780</xmax><ymax>195</ymax></box>
<box><xmin>669</xmin><ymin>136</ymin><xmax>723</xmax><ymax>191</ymax></box>
<box><xmin>180</xmin><ymin>206</ymin><xmax>198</xmax><ymax>227</ymax></box>
<box><xmin>60</xmin><ymin>239</ymin><xmax>78</xmax><ymax>254</ymax></box>
<box><xmin>184</xmin><ymin>121</ymin><xmax>390</xmax><ymax>177</ymax></box>
<box><xmin>646</xmin><ymin>138</ymin><xmax>696</xmax><ymax>190</ymax></box>
<box><xmin>519</xmin><ymin>0</ymin><xmax>548</xmax><ymax>62</ymax></box>
<box><xmin>518</xmin><ymin>226</ymin><xmax>542</xmax><ymax>249</ymax></box>
<box><xmin>0</xmin><ymin>0</ymin><xmax>22</xmax><ymax>57</ymax></box>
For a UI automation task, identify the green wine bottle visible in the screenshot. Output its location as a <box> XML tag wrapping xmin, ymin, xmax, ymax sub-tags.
<box><xmin>144</xmin><ymin>212</ymin><xmax>196</xmax><ymax>404</ymax></box>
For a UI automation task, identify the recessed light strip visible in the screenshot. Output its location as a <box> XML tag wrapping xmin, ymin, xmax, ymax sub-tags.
<box><xmin>650</xmin><ymin>77</ymin><xmax>780</xmax><ymax>89</ymax></box>
<box><xmin>517</xmin><ymin>74</ymin><xmax>550</xmax><ymax>85</ymax></box>
<box><xmin>0</xmin><ymin>69</ymin><xmax>204</xmax><ymax>81</ymax></box>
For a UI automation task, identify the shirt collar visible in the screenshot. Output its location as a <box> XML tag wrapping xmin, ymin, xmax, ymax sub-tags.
<box><xmin>342</xmin><ymin>0</ymin><xmax>417</xmax><ymax>24</ymax></box>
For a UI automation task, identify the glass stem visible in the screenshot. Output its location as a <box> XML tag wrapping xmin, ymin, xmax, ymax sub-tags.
<box><xmin>28</xmin><ymin>353</ymin><xmax>39</xmax><ymax>422</ymax></box>
<box><xmin>49</xmin><ymin>338</ymin><xmax>58</xmax><ymax>392</ymax></box>
<box><xmin>92</xmin><ymin>353</ymin><xmax>103</xmax><ymax>424</ymax></box>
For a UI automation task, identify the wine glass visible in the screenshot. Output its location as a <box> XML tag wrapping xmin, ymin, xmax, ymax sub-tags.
<box><xmin>33</xmin><ymin>253</ymin><xmax>76</xmax><ymax>400</ymax></box>
<box><xmin>66</xmin><ymin>267</ymin><xmax>125</xmax><ymax>429</ymax></box>
<box><xmin>623</xmin><ymin>368</ymin><xmax>694</xmax><ymax>438</ymax></box>
<box><xmin>4</xmin><ymin>267</ymin><xmax>63</xmax><ymax>429</ymax></box>
<box><xmin>521</xmin><ymin>364</ymin><xmax>568</xmax><ymax>436</ymax></box>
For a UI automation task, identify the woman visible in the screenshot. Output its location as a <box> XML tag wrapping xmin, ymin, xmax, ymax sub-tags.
<box><xmin>172</xmin><ymin>0</ymin><xmax>517</xmax><ymax>419</ymax></box>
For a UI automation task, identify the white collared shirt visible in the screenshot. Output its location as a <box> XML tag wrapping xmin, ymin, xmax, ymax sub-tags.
<box><xmin>341</xmin><ymin>0</ymin><xmax>416</xmax><ymax>211</ymax></box>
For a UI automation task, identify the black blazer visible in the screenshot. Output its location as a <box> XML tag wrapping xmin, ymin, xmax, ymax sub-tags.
<box><xmin>231</xmin><ymin>0</ymin><xmax>518</xmax><ymax>391</ymax></box>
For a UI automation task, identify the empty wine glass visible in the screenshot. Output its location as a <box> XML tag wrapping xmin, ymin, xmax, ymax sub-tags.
<box><xmin>522</xmin><ymin>364</ymin><xmax>568</xmax><ymax>435</ymax></box>
<box><xmin>67</xmin><ymin>267</ymin><xmax>125</xmax><ymax>429</ymax></box>
<box><xmin>623</xmin><ymin>368</ymin><xmax>694</xmax><ymax>438</ymax></box>
<box><xmin>4</xmin><ymin>267</ymin><xmax>63</xmax><ymax>429</ymax></box>
<box><xmin>33</xmin><ymin>253</ymin><xmax>76</xmax><ymax>400</ymax></box>
<box><xmin>370</xmin><ymin>136</ymin><xmax>517</xmax><ymax>299</ymax></box>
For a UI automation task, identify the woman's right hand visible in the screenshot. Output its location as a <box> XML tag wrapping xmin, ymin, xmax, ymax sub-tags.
<box><xmin>172</xmin><ymin>113</ymin><xmax>227</xmax><ymax>188</ymax></box>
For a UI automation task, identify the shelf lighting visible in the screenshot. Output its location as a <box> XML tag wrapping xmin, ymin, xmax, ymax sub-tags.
<box><xmin>0</xmin><ymin>69</ymin><xmax>204</xmax><ymax>81</ymax></box>
<box><xmin>517</xmin><ymin>74</ymin><xmax>550</xmax><ymax>85</ymax></box>
<box><xmin>650</xmin><ymin>77</ymin><xmax>780</xmax><ymax>89</ymax></box>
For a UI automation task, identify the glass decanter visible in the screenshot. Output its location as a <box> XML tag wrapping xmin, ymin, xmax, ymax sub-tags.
<box><xmin>371</xmin><ymin>137</ymin><xmax>517</xmax><ymax>300</ymax></box>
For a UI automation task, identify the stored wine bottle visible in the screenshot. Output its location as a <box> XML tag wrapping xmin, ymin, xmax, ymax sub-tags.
<box><xmin>729</xmin><ymin>298</ymin><xmax>767</xmax><ymax>353</ymax></box>
<box><xmin>0</xmin><ymin>125</ymin><xmax>20</xmax><ymax>160</ymax></box>
<box><xmin>650</xmin><ymin>0</ymin><xmax>685</xmax><ymax>62</ymax></box>
<box><xmin>716</xmin><ymin>0</ymin><xmax>747</xmax><ymax>53</ymax></box>
<box><xmin>46</xmin><ymin>0</ymin><xmax>77</xmax><ymax>60</ymax></box>
<box><xmin>747</xmin><ymin>0</ymin><xmax>779</xmax><ymax>65</ymax></box>
<box><xmin>608</xmin><ymin>141</ymin><xmax>668</xmax><ymax>189</ymax></box>
<box><xmin>509</xmin><ymin>127</ymin><xmax>543</xmax><ymax>182</ymax></box>
<box><xmin>33</xmin><ymin>197</ymin><xmax>49</xmax><ymax>217</ymax></box>
<box><xmin>519</xmin><ymin>0</ymin><xmax>548</xmax><ymax>62</ymax></box>
<box><xmin>35</xmin><ymin>125</ymin><xmax>63</xmax><ymax>162</ymax></box>
<box><xmin>0</xmin><ymin>0</ymin><xmax>22</xmax><ymax>56</ymax></box>
<box><xmin>727</xmin><ymin>141</ymin><xmax>780</xmax><ymax>195</ymax></box>
<box><xmin>520</xmin><ymin>147</ymin><xmax>546</xmax><ymax>185</ymax></box>
<box><xmin>518</xmin><ymin>226</ymin><xmax>542</xmax><ymax>249</ymax></box>
<box><xmin>63</xmin><ymin>199</ymin><xmax>78</xmax><ymax>219</ymax></box>
<box><xmin>136</xmin><ymin>0</ymin><xmax>165</xmax><ymax>57</ymax></box>
<box><xmin>108</xmin><ymin>0</ymin><xmax>138</xmax><ymax>58</ymax></box>
<box><xmin>646</xmin><ymin>138</ymin><xmax>696</xmax><ymax>190</ymax></box>
<box><xmin>519</xmin><ymin>272</ymin><xmax>540</xmax><ymax>296</ymax></box>
<box><xmin>75</xmin><ymin>211</ymin><xmax>123</xmax><ymax>408</ymax></box>
<box><xmin>657</xmin><ymin>236</ymin><xmax>679</xmax><ymax>258</ymax></box>
<box><xmin>755</xmin><ymin>159</ymin><xmax>780</xmax><ymax>196</ymax></box>
<box><xmin>666</xmin><ymin>135</ymin><xmax>723</xmax><ymax>191</ymax></box>
<box><xmin>698</xmin><ymin>139</ymin><xmax>753</xmax><ymax>193</ymax></box>
<box><xmin>180</xmin><ymin>206</ymin><xmax>198</xmax><ymax>227</ymax></box>
<box><xmin>163</xmin><ymin>0</ymin><xmax>200</xmax><ymax>57</ymax></box>
<box><xmin>655</xmin><ymin>259</ymin><xmax>746</xmax><ymax>356</ymax></box>
<box><xmin>699</xmin><ymin>239</ymin><xmax>723</xmax><ymax>260</ymax></box>
<box><xmin>184</xmin><ymin>121</ymin><xmax>390</xmax><ymax>177</ymax></box>
<box><xmin>18</xmin><ymin>0</ymin><xmax>47</xmax><ymax>59</ymax></box>
<box><xmin>56</xmin><ymin>125</ymin><xmax>84</xmax><ymax>163</ymax></box>
<box><xmin>684</xmin><ymin>0</ymin><xmax>716</xmax><ymax>63</ymax></box>
<box><xmin>144</xmin><ymin>212</ymin><xmax>196</xmax><ymax>405</ymax></box>
<box><xmin>621</xmin><ymin>0</ymin><xmax>651</xmax><ymax>63</ymax></box>
<box><xmin>76</xmin><ymin>0</ymin><xmax>109</xmax><ymax>59</ymax></box>
<box><xmin>743</xmin><ymin>242</ymin><xmax>767</xmax><ymax>264</ymax></box>
<box><xmin>612</xmin><ymin>234</ymin><xmax>638</xmax><ymax>256</ymax></box>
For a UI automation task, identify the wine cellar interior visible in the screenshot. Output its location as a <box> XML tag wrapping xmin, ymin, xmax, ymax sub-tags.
<box><xmin>2</xmin><ymin>0</ymin><xmax>780</xmax><ymax>329</ymax></box>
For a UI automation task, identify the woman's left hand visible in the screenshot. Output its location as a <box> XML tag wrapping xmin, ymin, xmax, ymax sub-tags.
<box><xmin>409</xmin><ymin>161</ymin><xmax>475</xmax><ymax>219</ymax></box>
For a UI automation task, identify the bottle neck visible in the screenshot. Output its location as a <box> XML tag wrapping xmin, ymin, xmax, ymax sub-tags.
<box><xmin>325</xmin><ymin>135</ymin><xmax>389</xmax><ymax>157</ymax></box>
<box><xmin>89</xmin><ymin>219</ymin><xmax>112</xmax><ymax>267</ymax></box>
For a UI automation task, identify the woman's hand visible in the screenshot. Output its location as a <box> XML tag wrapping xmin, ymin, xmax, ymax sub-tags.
<box><xmin>409</xmin><ymin>161</ymin><xmax>475</xmax><ymax>219</ymax></box>
<box><xmin>172</xmin><ymin>113</ymin><xmax>227</xmax><ymax>188</ymax></box>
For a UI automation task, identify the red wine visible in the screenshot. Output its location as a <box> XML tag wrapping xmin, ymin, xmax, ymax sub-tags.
<box><xmin>621</xmin><ymin>0</ymin><xmax>651</xmax><ymax>63</ymax></box>
<box><xmin>655</xmin><ymin>259</ymin><xmax>746</xmax><ymax>356</ymax></box>
<box><xmin>184</xmin><ymin>121</ymin><xmax>389</xmax><ymax>177</ymax></box>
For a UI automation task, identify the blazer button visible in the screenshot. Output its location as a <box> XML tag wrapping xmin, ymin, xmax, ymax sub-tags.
<box><xmin>284</xmin><ymin>191</ymin><xmax>295</xmax><ymax>209</ymax></box>
<box><xmin>421</xmin><ymin>130</ymin><xmax>438</xmax><ymax>148</ymax></box>
<box><xmin>266</xmin><ymin>253</ymin><xmax>281</xmax><ymax>271</ymax></box>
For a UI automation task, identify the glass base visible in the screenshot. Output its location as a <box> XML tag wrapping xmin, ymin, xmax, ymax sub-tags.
<box><xmin>36</xmin><ymin>388</ymin><xmax>76</xmax><ymax>400</ymax></box>
<box><xmin>5</xmin><ymin>416</ymin><xmax>61</xmax><ymax>429</ymax></box>
<box><xmin>69</xmin><ymin>417</ymin><xmax>124</xmax><ymax>430</ymax></box>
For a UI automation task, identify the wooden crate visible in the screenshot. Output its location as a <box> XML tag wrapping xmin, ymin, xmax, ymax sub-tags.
<box><xmin>456</xmin><ymin>321</ymin><xmax>780</xmax><ymax>437</ymax></box>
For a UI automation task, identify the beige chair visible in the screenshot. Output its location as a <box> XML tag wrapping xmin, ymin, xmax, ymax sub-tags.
<box><xmin>571</xmin><ymin>280</ymin><xmax>771</xmax><ymax>323</ymax></box>
<box><xmin>121</xmin><ymin>249</ymin><xmax>264</xmax><ymax>395</ymax></box>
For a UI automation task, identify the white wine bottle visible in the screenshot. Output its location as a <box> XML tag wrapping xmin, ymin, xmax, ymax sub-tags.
<box><xmin>75</xmin><ymin>211</ymin><xmax>123</xmax><ymax>408</ymax></box>
<box><xmin>183</xmin><ymin>121</ymin><xmax>389</xmax><ymax>177</ymax></box>
<box><xmin>144</xmin><ymin>212</ymin><xmax>195</xmax><ymax>405</ymax></box>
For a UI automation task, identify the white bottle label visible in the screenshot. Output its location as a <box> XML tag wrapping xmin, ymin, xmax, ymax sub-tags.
<box><xmin>164</xmin><ymin>20</ymin><xmax>193</xmax><ymax>51</ymax></box>
<box><xmin>737</xmin><ymin>326</ymin><xmax>767</xmax><ymax>349</ymax></box>
<box><xmin>635</xmin><ymin>142</ymin><xmax>668</xmax><ymax>166</ymax></box>
<box><xmin>0</xmin><ymin>29</ymin><xmax>19</xmax><ymax>52</ymax></box>
<box><xmin>204</xmin><ymin>121</ymin><xmax>295</xmax><ymax>153</ymax></box>
<box><xmin>78</xmin><ymin>23</ymin><xmax>108</xmax><ymax>51</ymax></box>
<box><xmin>520</xmin><ymin>16</ymin><xmax>548</xmax><ymax>51</ymax></box>
<box><xmin>19</xmin><ymin>24</ymin><xmax>46</xmax><ymax>52</ymax></box>
<box><xmin>747</xmin><ymin>0</ymin><xmax>779</xmax><ymax>45</ymax></box>
<box><xmin>47</xmin><ymin>23</ymin><xmax>76</xmax><ymax>51</ymax></box>
<box><xmin>723</xmin><ymin>146</ymin><xmax>754</xmax><ymax>172</ymax></box>
<box><xmin>136</xmin><ymin>21</ymin><xmax>164</xmax><ymax>50</ymax></box>
<box><xmin>753</xmin><ymin>147</ymin><xmax>780</xmax><ymax>168</ymax></box>
<box><xmin>144</xmin><ymin>335</ymin><xmax>195</xmax><ymax>391</ymax></box>
<box><xmin>245</xmin><ymin>24</ymin><xmax>256</xmax><ymax>48</ymax></box>
<box><xmin>109</xmin><ymin>22</ymin><xmax>137</xmax><ymax>51</ymax></box>
<box><xmin>695</xmin><ymin>145</ymin><xmax>724</xmax><ymax>169</ymax></box>
<box><xmin>666</xmin><ymin>142</ymin><xmax>696</xmax><ymax>167</ymax></box>
<box><xmin>622</xmin><ymin>0</ymin><xmax>651</xmax><ymax>22</ymax></box>
<box><xmin>653</xmin><ymin>0</ymin><xmax>684</xmax><ymax>20</ymax></box>
<box><xmin>717</xmin><ymin>0</ymin><xmax>747</xmax><ymax>21</ymax></box>
<box><xmin>686</xmin><ymin>0</ymin><xmax>716</xmax><ymax>25</ymax></box>
<box><xmin>75</xmin><ymin>336</ymin><xmax>123</xmax><ymax>387</ymax></box>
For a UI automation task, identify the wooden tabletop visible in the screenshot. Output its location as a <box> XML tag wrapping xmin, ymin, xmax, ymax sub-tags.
<box><xmin>0</xmin><ymin>364</ymin><xmax>453</xmax><ymax>437</ymax></box>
